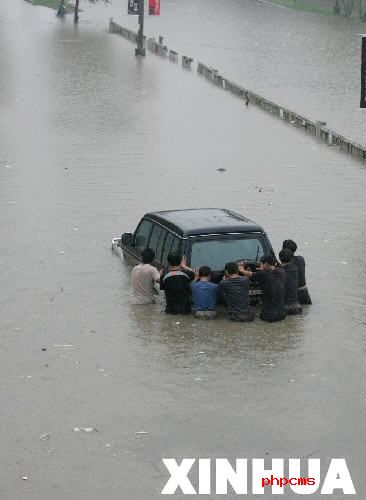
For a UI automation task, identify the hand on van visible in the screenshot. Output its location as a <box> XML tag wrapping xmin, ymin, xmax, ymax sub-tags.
<box><xmin>181</xmin><ymin>256</ymin><xmax>194</xmax><ymax>272</ymax></box>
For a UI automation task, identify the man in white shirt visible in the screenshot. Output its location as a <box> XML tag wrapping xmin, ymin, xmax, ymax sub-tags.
<box><xmin>131</xmin><ymin>248</ymin><xmax>160</xmax><ymax>304</ymax></box>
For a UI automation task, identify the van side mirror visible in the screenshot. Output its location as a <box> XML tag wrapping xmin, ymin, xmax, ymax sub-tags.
<box><xmin>122</xmin><ymin>233</ymin><xmax>133</xmax><ymax>245</ymax></box>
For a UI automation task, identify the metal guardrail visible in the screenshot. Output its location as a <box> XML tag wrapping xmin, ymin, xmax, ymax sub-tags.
<box><xmin>109</xmin><ymin>19</ymin><xmax>139</xmax><ymax>44</ymax></box>
<box><xmin>109</xmin><ymin>19</ymin><xmax>366</xmax><ymax>162</ymax></box>
<box><xmin>197</xmin><ymin>62</ymin><xmax>366</xmax><ymax>161</ymax></box>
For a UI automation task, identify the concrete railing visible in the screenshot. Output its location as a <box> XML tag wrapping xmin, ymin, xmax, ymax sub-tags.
<box><xmin>147</xmin><ymin>37</ymin><xmax>159</xmax><ymax>52</ymax></box>
<box><xmin>182</xmin><ymin>56</ymin><xmax>194</xmax><ymax>69</ymax></box>
<box><xmin>110</xmin><ymin>21</ymin><xmax>194</xmax><ymax>68</ymax></box>
<box><xmin>108</xmin><ymin>22</ymin><xmax>365</xmax><ymax>162</ymax></box>
<box><xmin>169</xmin><ymin>50</ymin><xmax>178</xmax><ymax>63</ymax></box>
<box><xmin>197</xmin><ymin>62</ymin><xmax>366</xmax><ymax>161</ymax></box>
<box><xmin>109</xmin><ymin>19</ymin><xmax>141</xmax><ymax>45</ymax></box>
<box><xmin>148</xmin><ymin>35</ymin><xmax>179</xmax><ymax>61</ymax></box>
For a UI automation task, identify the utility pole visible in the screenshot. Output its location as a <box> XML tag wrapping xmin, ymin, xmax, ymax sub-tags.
<box><xmin>135</xmin><ymin>0</ymin><xmax>146</xmax><ymax>56</ymax></box>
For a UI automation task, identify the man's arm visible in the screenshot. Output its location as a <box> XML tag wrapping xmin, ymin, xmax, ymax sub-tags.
<box><xmin>193</xmin><ymin>268</ymin><xmax>200</xmax><ymax>282</ymax></box>
<box><xmin>159</xmin><ymin>268</ymin><xmax>166</xmax><ymax>289</ymax></box>
<box><xmin>181</xmin><ymin>256</ymin><xmax>195</xmax><ymax>280</ymax></box>
<box><xmin>238</xmin><ymin>262</ymin><xmax>253</xmax><ymax>278</ymax></box>
<box><xmin>152</xmin><ymin>267</ymin><xmax>160</xmax><ymax>283</ymax></box>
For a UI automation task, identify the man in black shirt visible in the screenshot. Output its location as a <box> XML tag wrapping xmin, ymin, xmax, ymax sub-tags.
<box><xmin>279</xmin><ymin>248</ymin><xmax>302</xmax><ymax>315</ymax></box>
<box><xmin>282</xmin><ymin>239</ymin><xmax>312</xmax><ymax>305</ymax></box>
<box><xmin>160</xmin><ymin>253</ymin><xmax>195</xmax><ymax>314</ymax></box>
<box><xmin>239</xmin><ymin>255</ymin><xmax>286</xmax><ymax>322</ymax></box>
<box><xmin>220</xmin><ymin>262</ymin><xmax>255</xmax><ymax>322</ymax></box>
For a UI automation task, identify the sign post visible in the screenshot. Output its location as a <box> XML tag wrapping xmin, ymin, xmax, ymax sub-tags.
<box><xmin>361</xmin><ymin>36</ymin><xmax>366</xmax><ymax>108</ymax></box>
<box><xmin>128</xmin><ymin>0</ymin><xmax>146</xmax><ymax>56</ymax></box>
<box><xmin>136</xmin><ymin>0</ymin><xmax>146</xmax><ymax>56</ymax></box>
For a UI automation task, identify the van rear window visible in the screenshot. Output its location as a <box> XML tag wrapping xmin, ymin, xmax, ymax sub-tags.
<box><xmin>190</xmin><ymin>237</ymin><xmax>265</xmax><ymax>270</ymax></box>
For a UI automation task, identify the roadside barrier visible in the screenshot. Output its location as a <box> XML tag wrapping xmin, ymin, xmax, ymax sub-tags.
<box><xmin>109</xmin><ymin>19</ymin><xmax>140</xmax><ymax>44</ymax></box>
<box><xmin>197</xmin><ymin>61</ymin><xmax>366</xmax><ymax>161</ymax></box>
<box><xmin>109</xmin><ymin>19</ymin><xmax>366</xmax><ymax>162</ymax></box>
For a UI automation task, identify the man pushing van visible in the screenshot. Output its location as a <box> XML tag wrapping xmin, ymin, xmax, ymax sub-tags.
<box><xmin>160</xmin><ymin>253</ymin><xmax>195</xmax><ymax>315</ymax></box>
<box><xmin>130</xmin><ymin>248</ymin><xmax>160</xmax><ymax>304</ymax></box>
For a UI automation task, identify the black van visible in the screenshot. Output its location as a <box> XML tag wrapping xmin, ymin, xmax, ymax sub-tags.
<box><xmin>112</xmin><ymin>208</ymin><xmax>276</xmax><ymax>300</ymax></box>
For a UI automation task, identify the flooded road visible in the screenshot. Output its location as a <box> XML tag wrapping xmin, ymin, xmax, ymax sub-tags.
<box><xmin>0</xmin><ymin>0</ymin><xmax>366</xmax><ymax>499</ymax></box>
<box><xmin>107</xmin><ymin>0</ymin><xmax>366</xmax><ymax>145</ymax></box>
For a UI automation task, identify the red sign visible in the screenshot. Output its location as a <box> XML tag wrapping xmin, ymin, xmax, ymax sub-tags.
<box><xmin>149</xmin><ymin>0</ymin><xmax>160</xmax><ymax>15</ymax></box>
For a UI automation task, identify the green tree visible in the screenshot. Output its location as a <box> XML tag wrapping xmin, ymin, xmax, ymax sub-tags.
<box><xmin>57</xmin><ymin>0</ymin><xmax>110</xmax><ymax>23</ymax></box>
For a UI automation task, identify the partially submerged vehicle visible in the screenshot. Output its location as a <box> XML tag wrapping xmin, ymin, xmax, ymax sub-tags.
<box><xmin>112</xmin><ymin>208</ymin><xmax>276</xmax><ymax>299</ymax></box>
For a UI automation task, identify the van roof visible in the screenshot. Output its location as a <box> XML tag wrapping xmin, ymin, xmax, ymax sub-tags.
<box><xmin>145</xmin><ymin>208</ymin><xmax>264</xmax><ymax>237</ymax></box>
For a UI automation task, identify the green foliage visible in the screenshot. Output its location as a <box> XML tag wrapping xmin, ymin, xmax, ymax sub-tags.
<box><xmin>32</xmin><ymin>0</ymin><xmax>73</xmax><ymax>10</ymax></box>
<box><xmin>270</xmin><ymin>0</ymin><xmax>333</xmax><ymax>15</ymax></box>
<box><xmin>30</xmin><ymin>0</ymin><xmax>109</xmax><ymax>10</ymax></box>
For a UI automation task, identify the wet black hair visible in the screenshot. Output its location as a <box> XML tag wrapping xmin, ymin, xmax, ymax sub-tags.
<box><xmin>141</xmin><ymin>248</ymin><xmax>155</xmax><ymax>264</ymax></box>
<box><xmin>260</xmin><ymin>254</ymin><xmax>276</xmax><ymax>266</ymax></box>
<box><xmin>225</xmin><ymin>262</ymin><xmax>239</xmax><ymax>275</ymax></box>
<box><xmin>279</xmin><ymin>248</ymin><xmax>293</xmax><ymax>264</ymax></box>
<box><xmin>199</xmin><ymin>266</ymin><xmax>211</xmax><ymax>278</ymax></box>
<box><xmin>282</xmin><ymin>239</ymin><xmax>297</xmax><ymax>253</ymax></box>
<box><xmin>167</xmin><ymin>252</ymin><xmax>182</xmax><ymax>267</ymax></box>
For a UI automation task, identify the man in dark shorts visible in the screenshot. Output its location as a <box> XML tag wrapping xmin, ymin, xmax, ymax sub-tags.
<box><xmin>282</xmin><ymin>239</ymin><xmax>312</xmax><ymax>305</ymax></box>
<box><xmin>279</xmin><ymin>248</ymin><xmax>302</xmax><ymax>315</ymax></box>
<box><xmin>219</xmin><ymin>262</ymin><xmax>255</xmax><ymax>322</ymax></box>
<box><xmin>160</xmin><ymin>253</ymin><xmax>195</xmax><ymax>314</ymax></box>
<box><xmin>239</xmin><ymin>255</ymin><xmax>286</xmax><ymax>322</ymax></box>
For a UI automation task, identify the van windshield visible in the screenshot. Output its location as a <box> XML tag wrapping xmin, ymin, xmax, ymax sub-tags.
<box><xmin>190</xmin><ymin>236</ymin><xmax>266</xmax><ymax>270</ymax></box>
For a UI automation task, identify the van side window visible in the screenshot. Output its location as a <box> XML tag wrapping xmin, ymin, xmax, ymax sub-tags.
<box><xmin>149</xmin><ymin>224</ymin><xmax>164</xmax><ymax>257</ymax></box>
<box><xmin>134</xmin><ymin>219</ymin><xmax>153</xmax><ymax>254</ymax></box>
<box><xmin>170</xmin><ymin>236</ymin><xmax>181</xmax><ymax>255</ymax></box>
<box><xmin>155</xmin><ymin>228</ymin><xmax>167</xmax><ymax>263</ymax></box>
<box><xmin>161</xmin><ymin>232</ymin><xmax>174</xmax><ymax>266</ymax></box>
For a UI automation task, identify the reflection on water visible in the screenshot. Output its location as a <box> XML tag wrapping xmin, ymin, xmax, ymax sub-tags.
<box><xmin>129</xmin><ymin>301</ymin><xmax>305</xmax><ymax>361</ymax></box>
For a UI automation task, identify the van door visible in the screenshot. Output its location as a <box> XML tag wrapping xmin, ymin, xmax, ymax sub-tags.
<box><xmin>133</xmin><ymin>219</ymin><xmax>153</xmax><ymax>256</ymax></box>
<box><xmin>156</xmin><ymin>228</ymin><xmax>168</xmax><ymax>264</ymax></box>
<box><xmin>148</xmin><ymin>224</ymin><xmax>166</xmax><ymax>265</ymax></box>
<box><xmin>170</xmin><ymin>235</ymin><xmax>181</xmax><ymax>256</ymax></box>
<box><xmin>161</xmin><ymin>233</ymin><xmax>174</xmax><ymax>266</ymax></box>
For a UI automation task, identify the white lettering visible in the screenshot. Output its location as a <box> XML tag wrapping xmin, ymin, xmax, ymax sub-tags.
<box><xmin>321</xmin><ymin>459</ymin><xmax>356</xmax><ymax>495</ymax></box>
<box><xmin>288</xmin><ymin>458</ymin><xmax>320</xmax><ymax>494</ymax></box>
<box><xmin>199</xmin><ymin>459</ymin><xmax>211</xmax><ymax>494</ymax></box>
<box><xmin>215</xmin><ymin>459</ymin><xmax>247</xmax><ymax>494</ymax></box>
<box><xmin>161</xmin><ymin>459</ymin><xmax>196</xmax><ymax>495</ymax></box>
